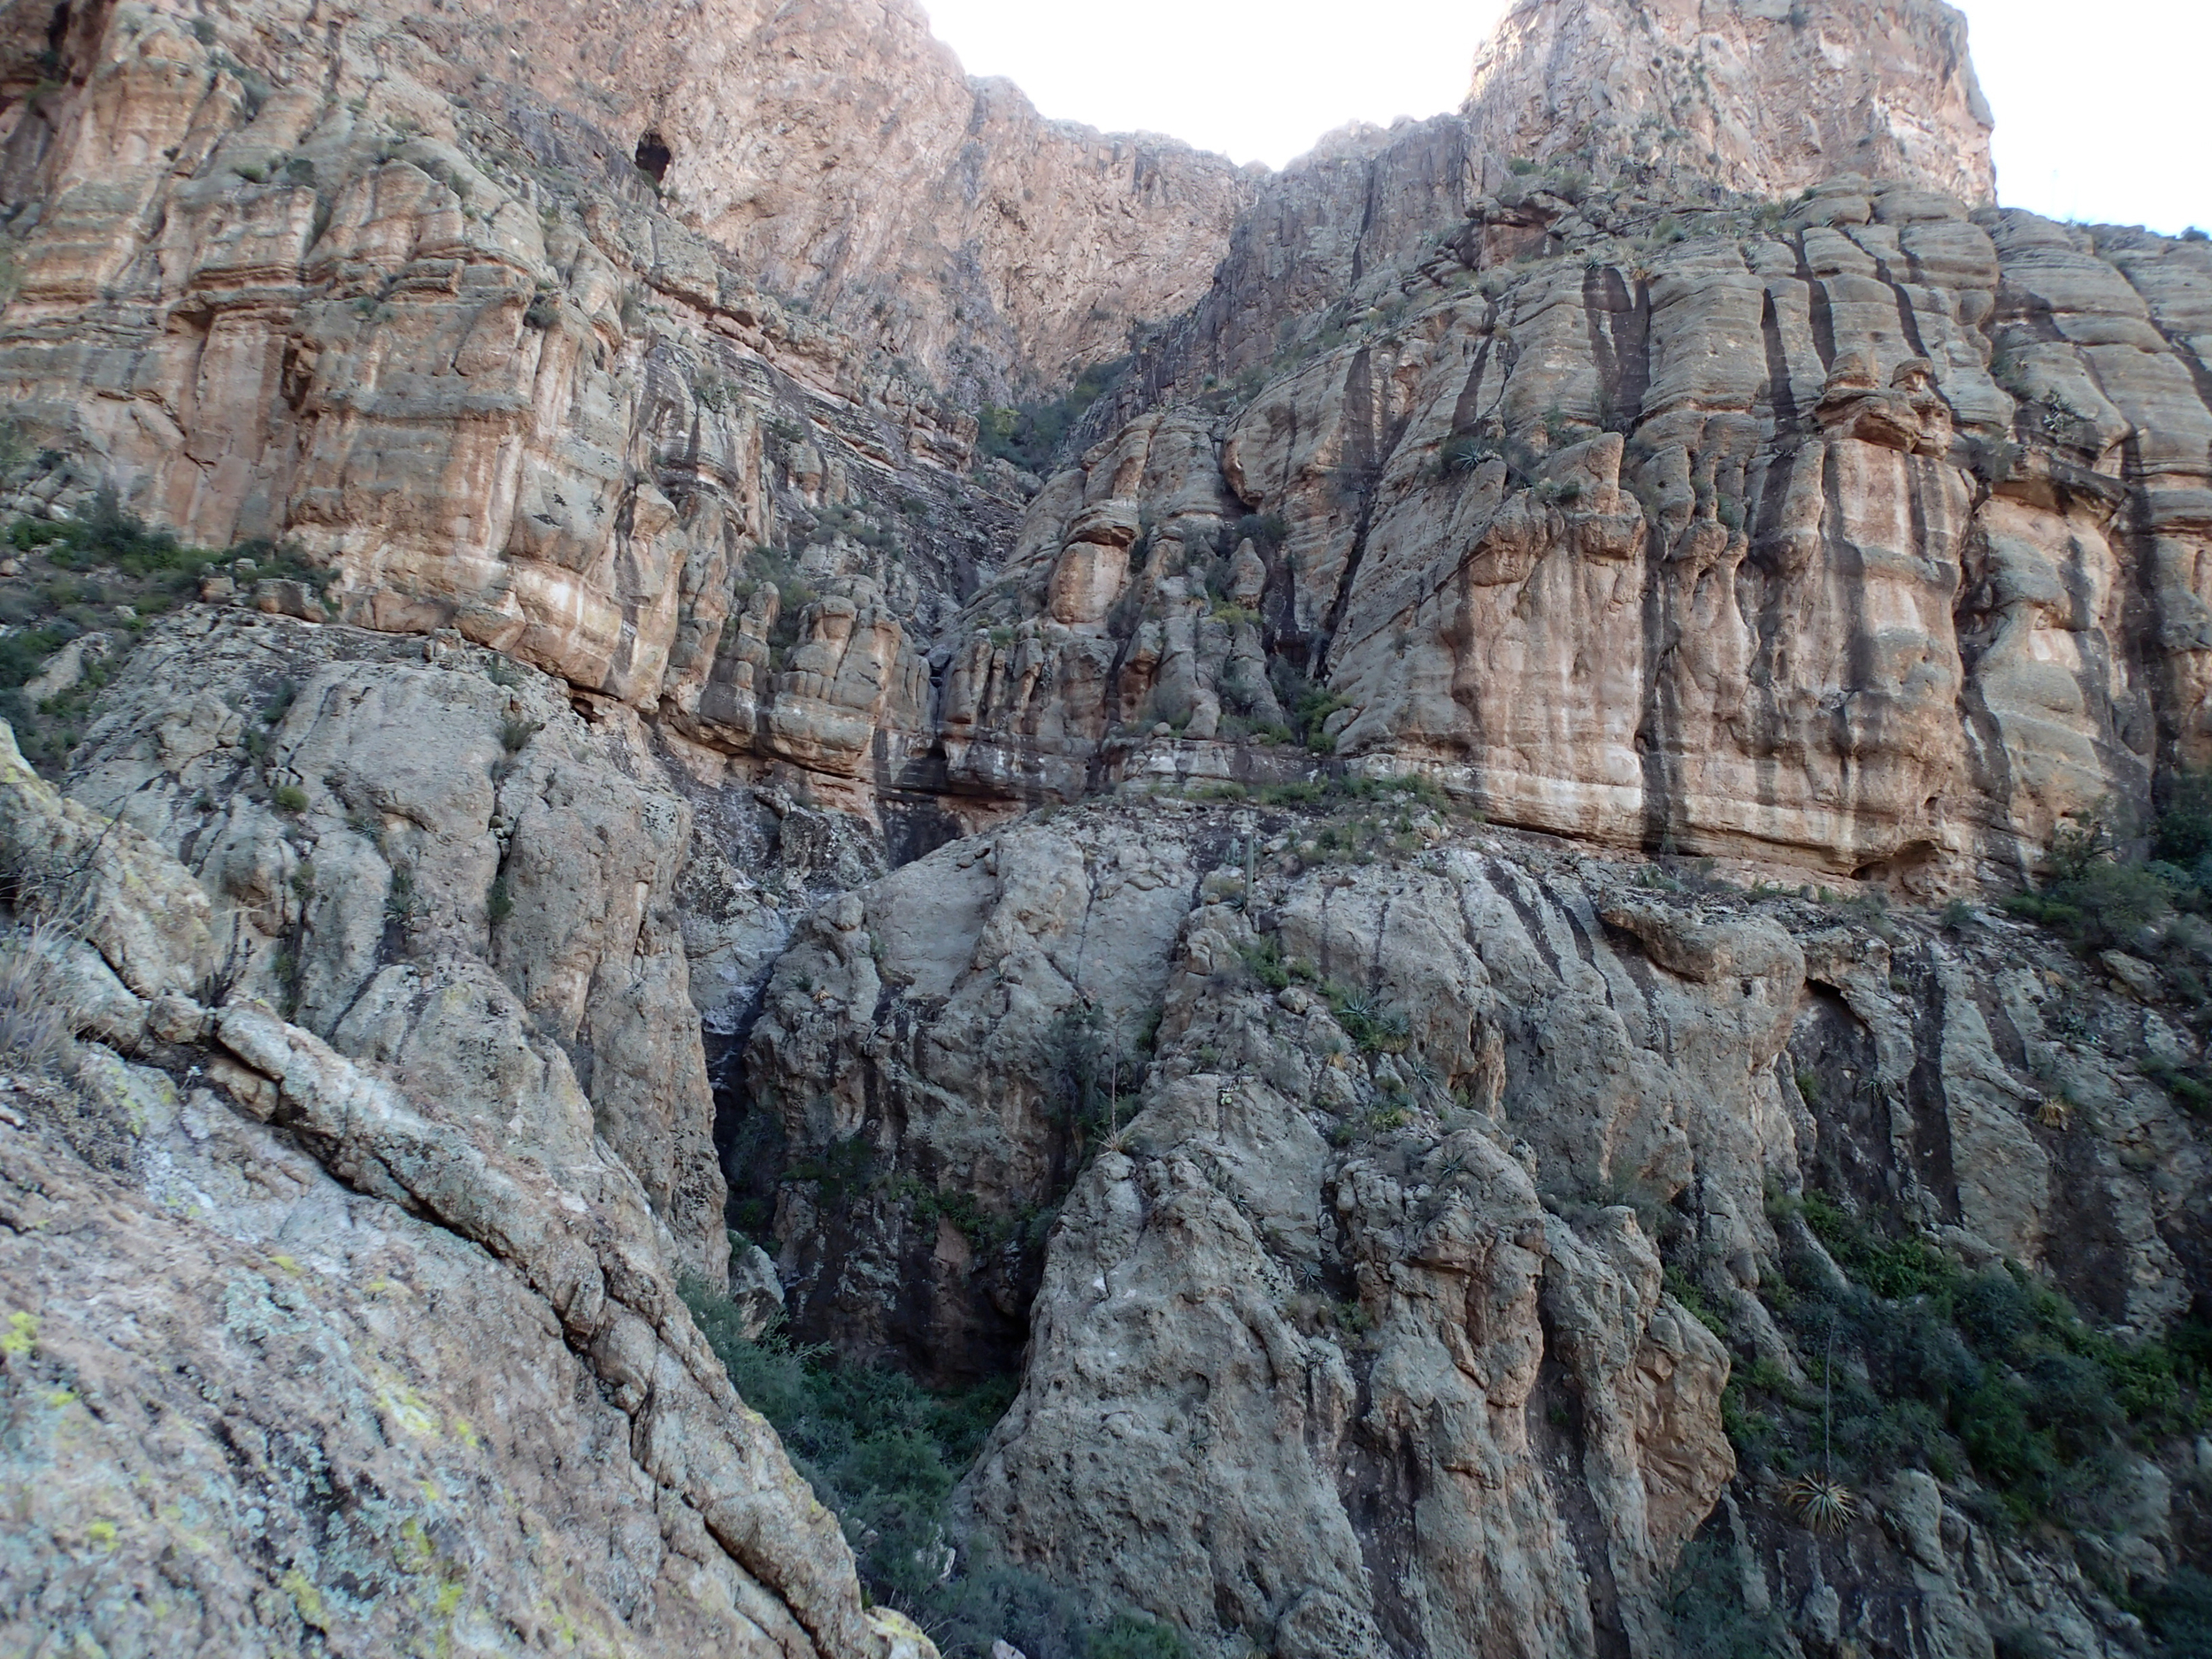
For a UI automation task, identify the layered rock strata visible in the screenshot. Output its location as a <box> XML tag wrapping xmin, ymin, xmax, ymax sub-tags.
<box><xmin>959</xmin><ymin>180</ymin><xmax>2212</xmax><ymax>887</ymax></box>
<box><xmin>4</xmin><ymin>0</ymin><xmax>2212</xmax><ymax>1655</ymax></box>
<box><xmin>0</xmin><ymin>0</ymin><xmax>1239</xmax><ymax>795</ymax></box>
<box><xmin>1090</xmin><ymin>0</ymin><xmax>1998</xmax><ymax>419</ymax></box>
<box><xmin>12</xmin><ymin>0</ymin><xmax>2204</xmax><ymax>899</ymax></box>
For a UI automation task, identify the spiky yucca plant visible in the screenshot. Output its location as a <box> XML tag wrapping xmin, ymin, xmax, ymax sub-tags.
<box><xmin>1789</xmin><ymin>1326</ymin><xmax>1858</xmax><ymax>1535</ymax></box>
<box><xmin>1786</xmin><ymin>1474</ymin><xmax>1857</xmax><ymax>1535</ymax></box>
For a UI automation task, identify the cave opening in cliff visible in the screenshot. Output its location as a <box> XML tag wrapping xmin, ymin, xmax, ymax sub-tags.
<box><xmin>634</xmin><ymin>132</ymin><xmax>671</xmax><ymax>185</ymax></box>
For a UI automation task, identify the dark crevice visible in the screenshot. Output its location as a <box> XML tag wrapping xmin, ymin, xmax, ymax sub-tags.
<box><xmin>1760</xmin><ymin>291</ymin><xmax>1801</xmax><ymax>434</ymax></box>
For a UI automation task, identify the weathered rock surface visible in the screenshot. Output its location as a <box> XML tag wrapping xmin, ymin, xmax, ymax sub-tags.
<box><xmin>742</xmin><ymin>796</ymin><xmax>2208</xmax><ymax>1655</ymax></box>
<box><xmin>0</xmin><ymin>715</ymin><xmax>935</xmax><ymax>1658</ymax></box>
<box><xmin>6</xmin><ymin>0</ymin><xmax>2212</xmax><ymax>1655</ymax></box>
<box><xmin>1090</xmin><ymin>0</ymin><xmax>1997</xmax><ymax>417</ymax></box>
<box><xmin>8</xmin><ymin>0</ymin><xmax>2203</xmax><ymax>901</ymax></box>
<box><xmin>1463</xmin><ymin>0</ymin><xmax>1994</xmax><ymax>208</ymax></box>
<box><xmin>748</xmin><ymin>804</ymin><xmax>1202</xmax><ymax>1378</ymax></box>
<box><xmin>62</xmin><ymin>609</ymin><xmax>733</xmax><ymax>1277</ymax></box>
<box><xmin>966</xmin><ymin>181</ymin><xmax>2212</xmax><ymax>889</ymax></box>
<box><xmin>0</xmin><ymin>0</ymin><xmax>1237</xmax><ymax>760</ymax></box>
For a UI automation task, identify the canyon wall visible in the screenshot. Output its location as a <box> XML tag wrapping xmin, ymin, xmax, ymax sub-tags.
<box><xmin>953</xmin><ymin>179</ymin><xmax>2212</xmax><ymax>888</ymax></box>
<box><xmin>5</xmin><ymin>0</ymin><xmax>2212</xmax><ymax>1657</ymax></box>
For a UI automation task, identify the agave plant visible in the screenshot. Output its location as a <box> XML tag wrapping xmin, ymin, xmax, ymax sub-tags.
<box><xmin>1789</xmin><ymin>1327</ymin><xmax>1857</xmax><ymax>1535</ymax></box>
<box><xmin>1786</xmin><ymin>1474</ymin><xmax>1858</xmax><ymax>1536</ymax></box>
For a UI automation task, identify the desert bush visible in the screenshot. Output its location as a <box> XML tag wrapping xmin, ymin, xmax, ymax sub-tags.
<box><xmin>2136</xmin><ymin>1569</ymin><xmax>2212</xmax><ymax>1656</ymax></box>
<box><xmin>1663</xmin><ymin>1536</ymin><xmax>1787</xmax><ymax>1658</ymax></box>
<box><xmin>1266</xmin><ymin>660</ymin><xmax>1348</xmax><ymax>753</ymax></box>
<box><xmin>976</xmin><ymin>356</ymin><xmax>1132</xmax><ymax>474</ymax></box>
<box><xmin>0</xmin><ymin>923</ymin><xmax>73</xmax><ymax>1074</ymax></box>
<box><xmin>679</xmin><ymin>1277</ymin><xmax>1188</xmax><ymax>1658</ymax></box>
<box><xmin>1041</xmin><ymin>1005</ymin><xmax>1149</xmax><ymax>1142</ymax></box>
<box><xmin>1739</xmin><ymin>1190</ymin><xmax>2211</xmax><ymax>1530</ymax></box>
<box><xmin>1436</xmin><ymin>430</ymin><xmax>1497</xmax><ymax>476</ymax></box>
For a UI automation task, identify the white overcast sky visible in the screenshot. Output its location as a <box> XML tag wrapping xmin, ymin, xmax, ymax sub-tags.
<box><xmin>921</xmin><ymin>0</ymin><xmax>2210</xmax><ymax>235</ymax></box>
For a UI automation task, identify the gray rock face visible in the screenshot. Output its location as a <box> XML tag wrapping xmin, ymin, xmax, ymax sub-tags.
<box><xmin>2</xmin><ymin>0</ymin><xmax>2208</xmax><ymax>1655</ymax></box>
<box><xmin>0</xmin><ymin>717</ymin><xmax>935</xmax><ymax>1659</ymax></box>
<box><xmin>747</xmin><ymin>805</ymin><xmax>1198</xmax><ymax>1378</ymax></box>
<box><xmin>65</xmin><ymin>611</ymin><xmax>730</xmax><ymax>1279</ymax></box>
<box><xmin>741</xmin><ymin>799</ymin><xmax>2204</xmax><ymax>1656</ymax></box>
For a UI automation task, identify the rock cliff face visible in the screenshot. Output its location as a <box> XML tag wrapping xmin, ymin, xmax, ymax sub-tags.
<box><xmin>743</xmin><ymin>797</ymin><xmax>2207</xmax><ymax>1656</ymax></box>
<box><xmin>0</xmin><ymin>0</ymin><xmax>1244</xmax><ymax>780</ymax></box>
<box><xmin>964</xmin><ymin>180</ymin><xmax>2212</xmax><ymax>888</ymax></box>
<box><xmin>7</xmin><ymin>0</ymin><xmax>2212</xmax><ymax>1656</ymax></box>
<box><xmin>0</xmin><ymin>717</ymin><xmax>933</xmax><ymax>1659</ymax></box>
<box><xmin>1088</xmin><ymin>0</ymin><xmax>1997</xmax><ymax>418</ymax></box>
<box><xmin>1463</xmin><ymin>0</ymin><xmax>1995</xmax><ymax>208</ymax></box>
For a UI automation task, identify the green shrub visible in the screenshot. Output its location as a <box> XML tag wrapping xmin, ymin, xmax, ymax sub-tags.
<box><xmin>976</xmin><ymin>357</ymin><xmax>1132</xmax><ymax>474</ymax></box>
<box><xmin>2137</xmin><ymin>1569</ymin><xmax>2212</xmax><ymax>1656</ymax></box>
<box><xmin>1229</xmin><ymin>512</ymin><xmax>1289</xmax><ymax>556</ymax></box>
<box><xmin>744</xmin><ymin>545</ymin><xmax>818</xmax><ymax>658</ymax></box>
<box><xmin>1267</xmin><ymin>660</ymin><xmax>1349</xmax><ymax>753</ymax></box>
<box><xmin>1237</xmin><ymin>937</ymin><xmax>1317</xmax><ymax>993</ymax></box>
<box><xmin>1436</xmin><ymin>430</ymin><xmax>1496</xmax><ymax>476</ymax></box>
<box><xmin>2156</xmin><ymin>771</ymin><xmax>2212</xmax><ymax>864</ymax></box>
<box><xmin>1324</xmin><ymin>987</ymin><xmax>1410</xmax><ymax>1055</ymax></box>
<box><xmin>271</xmin><ymin>784</ymin><xmax>309</xmax><ymax>814</ymax></box>
<box><xmin>2006</xmin><ymin>810</ymin><xmax>2186</xmax><ymax>952</ymax></box>
<box><xmin>678</xmin><ymin>1277</ymin><xmax>1179</xmax><ymax>1658</ymax></box>
<box><xmin>1084</xmin><ymin>1615</ymin><xmax>1192</xmax><ymax>1659</ymax></box>
<box><xmin>1339</xmin><ymin>772</ymin><xmax>1447</xmax><ymax>809</ymax></box>
<box><xmin>258</xmin><ymin>679</ymin><xmax>297</xmax><ymax>726</ymax></box>
<box><xmin>1751</xmin><ymin>1191</ymin><xmax>2211</xmax><ymax>1528</ymax></box>
<box><xmin>1663</xmin><ymin>1536</ymin><xmax>1787</xmax><ymax>1658</ymax></box>
<box><xmin>0</xmin><ymin>624</ymin><xmax>74</xmax><ymax>692</ymax></box>
<box><xmin>1041</xmin><ymin>1005</ymin><xmax>1149</xmax><ymax>1144</ymax></box>
<box><xmin>2141</xmin><ymin>1056</ymin><xmax>2212</xmax><ymax>1117</ymax></box>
